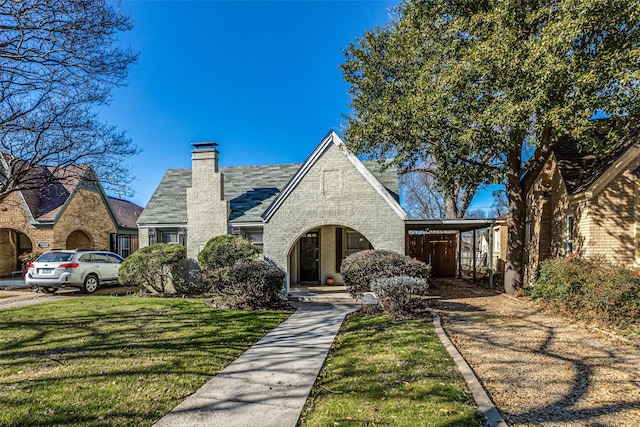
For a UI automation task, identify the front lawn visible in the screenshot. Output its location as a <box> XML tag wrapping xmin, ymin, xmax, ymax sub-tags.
<box><xmin>0</xmin><ymin>297</ymin><xmax>290</xmax><ymax>426</ymax></box>
<box><xmin>299</xmin><ymin>313</ymin><xmax>483</xmax><ymax>426</ymax></box>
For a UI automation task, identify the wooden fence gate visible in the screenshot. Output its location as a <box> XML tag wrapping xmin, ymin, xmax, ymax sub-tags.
<box><xmin>407</xmin><ymin>233</ymin><xmax>457</xmax><ymax>277</ymax></box>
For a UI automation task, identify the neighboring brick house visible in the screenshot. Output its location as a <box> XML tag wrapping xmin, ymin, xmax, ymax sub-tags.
<box><xmin>0</xmin><ymin>162</ymin><xmax>143</xmax><ymax>277</ymax></box>
<box><xmin>524</xmin><ymin>134</ymin><xmax>640</xmax><ymax>282</ymax></box>
<box><xmin>137</xmin><ymin>130</ymin><xmax>407</xmax><ymax>290</ymax></box>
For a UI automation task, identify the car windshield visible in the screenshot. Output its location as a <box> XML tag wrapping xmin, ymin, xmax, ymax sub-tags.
<box><xmin>37</xmin><ymin>252</ymin><xmax>74</xmax><ymax>262</ymax></box>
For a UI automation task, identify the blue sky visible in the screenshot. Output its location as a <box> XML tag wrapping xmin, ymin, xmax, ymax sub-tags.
<box><xmin>101</xmin><ymin>0</ymin><xmax>497</xmax><ymax>212</ymax></box>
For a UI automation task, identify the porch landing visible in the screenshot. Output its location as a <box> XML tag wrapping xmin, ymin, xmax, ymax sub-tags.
<box><xmin>288</xmin><ymin>285</ymin><xmax>358</xmax><ymax>304</ymax></box>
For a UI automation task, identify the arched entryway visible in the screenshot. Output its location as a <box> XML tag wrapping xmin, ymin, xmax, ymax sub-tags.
<box><xmin>0</xmin><ymin>229</ymin><xmax>33</xmax><ymax>277</ymax></box>
<box><xmin>66</xmin><ymin>230</ymin><xmax>93</xmax><ymax>249</ymax></box>
<box><xmin>288</xmin><ymin>225</ymin><xmax>372</xmax><ymax>286</ymax></box>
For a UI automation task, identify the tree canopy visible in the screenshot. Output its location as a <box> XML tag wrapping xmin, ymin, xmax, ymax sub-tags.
<box><xmin>342</xmin><ymin>2</ymin><xmax>501</xmax><ymax>219</ymax></box>
<box><xmin>342</xmin><ymin>0</ymin><xmax>640</xmax><ymax>292</ymax></box>
<box><xmin>0</xmin><ymin>0</ymin><xmax>138</xmax><ymax>201</ymax></box>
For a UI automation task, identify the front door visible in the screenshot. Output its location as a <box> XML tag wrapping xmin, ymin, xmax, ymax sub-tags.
<box><xmin>299</xmin><ymin>232</ymin><xmax>319</xmax><ymax>284</ymax></box>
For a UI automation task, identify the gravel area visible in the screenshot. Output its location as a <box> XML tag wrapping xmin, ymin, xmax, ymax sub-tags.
<box><xmin>429</xmin><ymin>280</ymin><xmax>640</xmax><ymax>427</ymax></box>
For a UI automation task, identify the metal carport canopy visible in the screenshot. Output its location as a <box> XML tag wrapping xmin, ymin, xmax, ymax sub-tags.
<box><xmin>404</xmin><ymin>218</ymin><xmax>499</xmax><ymax>287</ymax></box>
<box><xmin>405</xmin><ymin>218</ymin><xmax>497</xmax><ymax>232</ymax></box>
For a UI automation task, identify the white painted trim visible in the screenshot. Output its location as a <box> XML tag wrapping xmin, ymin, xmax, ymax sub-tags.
<box><xmin>262</xmin><ymin>130</ymin><xmax>335</xmax><ymax>221</ymax></box>
<box><xmin>230</xmin><ymin>222</ymin><xmax>264</xmax><ymax>228</ymax></box>
<box><xmin>337</xmin><ymin>138</ymin><xmax>407</xmax><ymax>220</ymax></box>
<box><xmin>588</xmin><ymin>144</ymin><xmax>640</xmax><ymax>197</ymax></box>
<box><xmin>137</xmin><ymin>223</ymin><xmax>187</xmax><ymax>228</ymax></box>
<box><xmin>262</xmin><ymin>130</ymin><xmax>406</xmax><ymax>221</ymax></box>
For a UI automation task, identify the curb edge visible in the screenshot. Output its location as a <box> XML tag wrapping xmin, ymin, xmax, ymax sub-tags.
<box><xmin>427</xmin><ymin>308</ymin><xmax>509</xmax><ymax>427</ymax></box>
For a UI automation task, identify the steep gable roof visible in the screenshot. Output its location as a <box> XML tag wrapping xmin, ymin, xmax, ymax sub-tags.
<box><xmin>138</xmin><ymin>140</ymin><xmax>401</xmax><ymax>226</ymax></box>
<box><xmin>261</xmin><ymin>130</ymin><xmax>405</xmax><ymax>221</ymax></box>
<box><xmin>1</xmin><ymin>158</ymin><xmax>141</xmax><ymax>228</ymax></box>
<box><xmin>553</xmin><ymin>134</ymin><xmax>638</xmax><ymax>195</ymax></box>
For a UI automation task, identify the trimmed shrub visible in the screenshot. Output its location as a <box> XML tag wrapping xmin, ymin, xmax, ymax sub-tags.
<box><xmin>119</xmin><ymin>244</ymin><xmax>205</xmax><ymax>294</ymax></box>
<box><xmin>531</xmin><ymin>256</ymin><xmax>640</xmax><ymax>329</ymax></box>
<box><xmin>197</xmin><ymin>235</ymin><xmax>261</xmax><ymax>271</ymax></box>
<box><xmin>340</xmin><ymin>249</ymin><xmax>430</xmax><ymax>298</ymax></box>
<box><xmin>203</xmin><ymin>260</ymin><xmax>285</xmax><ymax>309</ymax></box>
<box><xmin>371</xmin><ymin>275</ymin><xmax>429</xmax><ymax>316</ymax></box>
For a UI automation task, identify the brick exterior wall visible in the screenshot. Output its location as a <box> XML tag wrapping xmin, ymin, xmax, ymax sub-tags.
<box><xmin>526</xmin><ymin>151</ymin><xmax>640</xmax><ymax>279</ymax></box>
<box><xmin>0</xmin><ymin>189</ymin><xmax>117</xmax><ymax>276</ymax></box>
<box><xmin>54</xmin><ymin>189</ymin><xmax>116</xmax><ymax>250</ymax></box>
<box><xmin>0</xmin><ymin>193</ymin><xmax>48</xmax><ymax>276</ymax></box>
<box><xmin>585</xmin><ymin>156</ymin><xmax>639</xmax><ymax>265</ymax></box>
<box><xmin>138</xmin><ymin>227</ymin><xmax>150</xmax><ymax>248</ymax></box>
<box><xmin>186</xmin><ymin>148</ymin><xmax>229</xmax><ymax>259</ymax></box>
<box><xmin>263</xmin><ymin>142</ymin><xmax>405</xmax><ymax>288</ymax></box>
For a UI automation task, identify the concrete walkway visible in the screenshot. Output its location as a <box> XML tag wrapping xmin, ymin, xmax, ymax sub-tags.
<box><xmin>154</xmin><ymin>303</ymin><xmax>358</xmax><ymax>427</ymax></box>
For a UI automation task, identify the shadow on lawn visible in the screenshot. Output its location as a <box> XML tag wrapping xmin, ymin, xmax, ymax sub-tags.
<box><xmin>301</xmin><ymin>312</ymin><xmax>486</xmax><ymax>427</ymax></box>
<box><xmin>0</xmin><ymin>298</ymin><xmax>289</xmax><ymax>426</ymax></box>
<box><xmin>433</xmin><ymin>296</ymin><xmax>640</xmax><ymax>426</ymax></box>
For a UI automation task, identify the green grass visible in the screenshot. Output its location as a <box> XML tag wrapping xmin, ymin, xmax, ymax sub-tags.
<box><xmin>0</xmin><ymin>296</ymin><xmax>290</xmax><ymax>426</ymax></box>
<box><xmin>299</xmin><ymin>313</ymin><xmax>484</xmax><ymax>427</ymax></box>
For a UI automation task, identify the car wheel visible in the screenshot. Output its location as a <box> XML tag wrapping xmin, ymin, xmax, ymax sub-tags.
<box><xmin>39</xmin><ymin>286</ymin><xmax>56</xmax><ymax>294</ymax></box>
<box><xmin>82</xmin><ymin>274</ymin><xmax>99</xmax><ymax>294</ymax></box>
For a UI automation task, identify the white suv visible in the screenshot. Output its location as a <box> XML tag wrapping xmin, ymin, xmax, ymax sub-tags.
<box><xmin>25</xmin><ymin>249</ymin><xmax>123</xmax><ymax>294</ymax></box>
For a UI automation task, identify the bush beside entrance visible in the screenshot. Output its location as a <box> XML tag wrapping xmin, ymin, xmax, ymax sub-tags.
<box><xmin>340</xmin><ymin>249</ymin><xmax>430</xmax><ymax>298</ymax></box>
<box><xmin>203</xmin><ymin>260</ymin><xmax>285</xmax><ymax>309</ymax></box>
<box><xmin>197</xmin><ymin>235</ymin><xmax>261</xmax><ymax>271</ymax></box>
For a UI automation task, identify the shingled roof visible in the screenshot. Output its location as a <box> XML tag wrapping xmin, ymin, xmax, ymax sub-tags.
<box><xmin>4</xmin><ymin>162</ymin><xmax>142</xmax><ymax>227</ymax></box>
<box><xmin>138</xmin><ymin>160</ymin><xmax>400</xmax><ymax>225</ymax></box>
<box><xmin>553</xmin><ymin>134</ymin><xmax>637</xmax><ymax>195</ymax></box>
<box><xmin>108</xmin><ymin>197</ymin><xmax>144</xmax><ymax>229</ymax></box>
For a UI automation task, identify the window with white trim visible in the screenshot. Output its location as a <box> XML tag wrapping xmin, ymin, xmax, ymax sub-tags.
<box><xmin>566</xmin><ymin>214</ymin><xmax>575</xmax><ymax>254</ymax></box>
<box><xmin>345</xmin><ymin>230</ymin><xmax>369</xmax><ymax>258</ymax></box>
<box><xmin>243</xmin><ymin>230</ymin><xmax>263</xmax><ymax>249</ymax></box>
<box><xmin>161</xmin><ymin>231</ymin><xmax>180</xmax><ymax>244</ymax></box>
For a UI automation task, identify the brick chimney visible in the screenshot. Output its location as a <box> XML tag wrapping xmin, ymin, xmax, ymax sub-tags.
<box><xmin>186</xmin><ymin>142</ymin><xmax>229</xmax><ymax>259</ymax></box>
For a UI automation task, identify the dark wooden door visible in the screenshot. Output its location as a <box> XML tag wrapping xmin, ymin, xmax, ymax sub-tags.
<box><xmin>408</xmin><ymin>233</ymin><xmax>457</xmax><ymax>277</ymax></box>
<box><xmin>299</xmin><ymin>232</ymin><xmax>319</xmax><ymax>283</ymax></box>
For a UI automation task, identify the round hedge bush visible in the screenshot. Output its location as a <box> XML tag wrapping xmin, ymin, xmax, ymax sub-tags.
<box><xmin>340</xmin><ymin>249</ymin><xmax>430</xmax><ymax>298</ymax></box>
<box><xmin>197</xmin><ymin>234</ymin><xmax>261</xmax><ymax>271</ymax></box>
<box><xmin>203</xmin><ymin>260</ymin><xmax>285</xmax><ymax>309</ymax></box>
<box><xmin>371</xmin><ymin>275</ymin><xmax>429</xmax><ymax>316</ymax></box>
<box><xmin>119</xmin><ymin>243</ymin><xmax>204</xmax><ymax>294</ymax></box>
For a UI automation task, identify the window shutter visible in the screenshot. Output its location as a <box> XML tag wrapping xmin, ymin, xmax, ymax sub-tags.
<box><xmin>335</xmin><ymin>227</ymin><xmax>343</xmax><ymax>272</ymax></box>
<box><xmin>110</xmin><ymin>233</ymin><xmax>117</xmax><ymax>252</ymax></box>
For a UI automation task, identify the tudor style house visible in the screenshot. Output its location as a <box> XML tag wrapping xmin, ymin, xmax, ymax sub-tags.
<box><xmin>0</xmin><ymin>162</ymin><xmax>143</xmax><ymax>277</ymax></box>
<box><xmin>137</xmin><ymin>130</ymin><xmax>407</xmax><ymax>290</ymax></box>
<box><xmin>524</xmin><ymin>133</ymin><xmax>640</xmax><ymax>282</ymax></box>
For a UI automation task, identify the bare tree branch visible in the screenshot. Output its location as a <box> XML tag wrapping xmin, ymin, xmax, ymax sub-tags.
<box><xmin>0</xmin><ymin>0</ymin><xmax>139</xmax><ymax>201</ymax></box>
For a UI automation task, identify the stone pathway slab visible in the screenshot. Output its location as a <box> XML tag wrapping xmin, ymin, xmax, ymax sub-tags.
<box><xmin>154</xmin><ymin>303</ymin><xmax>357</xmax><ymax>427</ymax></box>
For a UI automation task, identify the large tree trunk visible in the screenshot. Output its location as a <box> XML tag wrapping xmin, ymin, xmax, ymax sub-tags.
<box><xmin>444</xmin><ymin>195</ymin><xmax>460</xmax><ymax>219</ymax></box>
<box><xmin>504</xmin><ymin>152</ymin><xmax>526</xmax><ymax>294</ymax></box>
